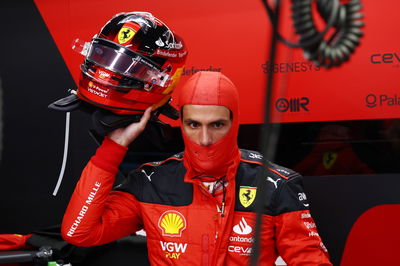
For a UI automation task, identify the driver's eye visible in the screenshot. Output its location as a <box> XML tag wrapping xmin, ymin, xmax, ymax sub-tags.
<box><xmin>189</xmin><ymin>121</ymin><xmax>199</xmax><ymax>128</ymax></box>
<box><xmin>212</xmin><ymin>121</ymin><xmax>226</xmax><ymax>129</ymax></box>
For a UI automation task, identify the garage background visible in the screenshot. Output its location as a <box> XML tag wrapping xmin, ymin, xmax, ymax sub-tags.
<box><xmin>0</xmin><ymin>0</ymin><xmax>399</xmax><ymax>265</ymax></box>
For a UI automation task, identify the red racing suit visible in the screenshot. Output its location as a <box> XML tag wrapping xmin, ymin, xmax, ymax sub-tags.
<box><xmin>61</xmin><ymin>138</ymin><xmax>332</xmax><ymax>265</ymax></box>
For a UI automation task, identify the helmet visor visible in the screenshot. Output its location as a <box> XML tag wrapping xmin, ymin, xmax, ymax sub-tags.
<box><xmin>86</xmin><ymin>38</ymin><xmax>170</xmax><ymax>87</ymax></box>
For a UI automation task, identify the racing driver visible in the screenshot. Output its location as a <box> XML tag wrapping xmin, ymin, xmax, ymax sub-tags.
<box><xmin>61</xmin><ymin>71</ymin><xmax>332</xmax><ymax>265</ymax></box>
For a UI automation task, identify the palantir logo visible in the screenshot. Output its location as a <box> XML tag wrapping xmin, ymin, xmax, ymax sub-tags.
<box><xmin>366</xmin><ymin>94</ymin><xmax>377</xmax><ymax>108</ymax></box>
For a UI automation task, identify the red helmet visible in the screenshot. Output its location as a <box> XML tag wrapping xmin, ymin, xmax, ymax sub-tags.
<box><xmin>74</xmin><ymin>12</ymin><xmax>188</xmax><ymax>115</ymax></box>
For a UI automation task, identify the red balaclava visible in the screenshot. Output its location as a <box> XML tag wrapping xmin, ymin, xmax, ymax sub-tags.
<box><xmin>179</xmin><ymin>71</ymin><xmax>240</xmax><ymax>179</ymax></box>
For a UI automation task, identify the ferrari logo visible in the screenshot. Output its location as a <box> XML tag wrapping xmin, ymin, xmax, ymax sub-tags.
<box><xmin>323</xmin><ymin>151</ymin><xmax>337</xmax><ymax>169</ymax></box>
<box><xmin>118</xmin><ymin>26</ymin><xmax>136</xmax><ymax>44</ymax></box>
<box><xmin>239</xmin><ymin>186</ymin><xmax>257</xmax><ymax>208</ymax></box>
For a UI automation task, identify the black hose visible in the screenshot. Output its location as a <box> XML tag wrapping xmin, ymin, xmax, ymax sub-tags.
<box><xmin>250</xmin><ymin>0</ymin><xmax>282</xmax><ymax>265</ymax></box>
<box><xmin>291</xmin><ymin>0</ymin><xmax>364</xmax><ymax>68</ymax></box>
<box><xmin>264</xmin><ymin>0</ymin><xmax>364</xmax><ymax>68</ymax></box>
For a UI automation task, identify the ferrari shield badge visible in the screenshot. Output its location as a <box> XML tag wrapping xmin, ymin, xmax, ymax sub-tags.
<box><xmin>323</xmin><ymin>151</ymin><xmax>337</xmax><ymax>169</ymax></box>
<box><xmin>118</xmin><ymin>26</ymin><xmax>136</xmax><ymax>44</ymax></box>
<box><xmin>239</xmin><ymin>186</ymin><xmax>257</xmax><ymax>208</ymax></box>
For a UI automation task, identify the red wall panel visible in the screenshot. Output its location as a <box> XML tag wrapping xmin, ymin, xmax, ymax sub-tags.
<box><xmin>34</xmin><ymin>0</ymin><xmax>400</xmax><ymax>125</ymax></box>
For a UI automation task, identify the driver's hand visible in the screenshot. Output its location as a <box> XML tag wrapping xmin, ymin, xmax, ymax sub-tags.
<box><xmin>107</xmin><ymin>106</ymin><xmax>152</xmax><ymax>147</ymax></box>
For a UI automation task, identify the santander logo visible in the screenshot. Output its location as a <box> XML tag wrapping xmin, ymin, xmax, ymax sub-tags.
<box><xmin>233</xmin><ymin>217</ymin><xmax>252</xmax><ymax>235</ymax></box>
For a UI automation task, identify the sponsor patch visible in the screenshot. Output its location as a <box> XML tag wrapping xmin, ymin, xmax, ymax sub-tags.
<box><xmin>158</xmin><ymin>210</ymin><xmax>186</xmax><ymax>237</ymax></box>
<box><xmin>160</xmin><ymin>241</ymin><xmax>188</xmax><ymax>259</ymax></box>
<box><xmin>228</xmin><ymin>245</ymin><xmax>252</xmax><ymax>256</ymax></box>
<box><xmin>94</xmin><ymin>68</ymin><xmax>113</xmax><ymax>83</ymax></box>
<box><xmin>233</xmin><ymin>217</ymin><xmax>252</xmax><ymax>235</ymax></box>
<box><xmin>239</xmin><ymin>186</ymin><xmax>257</xmax><ymax>208</ymax></box>
<box><xmin>118</xmin><ymin>26</ymin><xmax>136</xmax><ymax>44</ymax></box>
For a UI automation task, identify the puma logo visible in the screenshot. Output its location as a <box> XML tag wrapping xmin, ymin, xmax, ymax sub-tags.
<box><xmin>141</xmin><ymin>169</ymin><xmax>154</xmax><ymax>181</ymax></box>
<box><xmin>266</xmin><ymin>176</ymin><xmax>279</xmax><ymax>189</ymax></box>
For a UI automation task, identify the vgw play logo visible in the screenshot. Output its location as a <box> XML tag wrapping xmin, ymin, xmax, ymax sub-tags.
<box><xmin>366</xmin><ymin>93</ymin><xmax>400</xmax><ymax>108</ymax></box>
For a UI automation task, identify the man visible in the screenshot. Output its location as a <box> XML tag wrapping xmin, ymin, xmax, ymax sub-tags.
<box><xmin>61</xmin><ymin>71</ymin><xmax>332</xmax><ymax>265</ymax></box>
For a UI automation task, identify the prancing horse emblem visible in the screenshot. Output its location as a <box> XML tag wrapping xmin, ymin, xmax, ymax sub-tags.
<box><xmin>239</xmin><ymin>186</ymin><xmax>257</xmax><ymax>208</ymax></box>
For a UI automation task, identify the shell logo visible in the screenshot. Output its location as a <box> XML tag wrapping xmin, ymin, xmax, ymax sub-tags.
<box><xmin>158</xmin><ymin>210</ymin><xmax>186</xmax><ymax>237</ymax></box>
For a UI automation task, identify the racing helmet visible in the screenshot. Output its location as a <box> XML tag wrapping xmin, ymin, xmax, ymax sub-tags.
<box><xmin>73</xmin><ymin>12</ymin><xmax>188</xmax><ymax>115</ymax></box>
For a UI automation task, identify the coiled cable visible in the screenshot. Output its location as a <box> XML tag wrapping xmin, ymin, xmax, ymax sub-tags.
<box><xmin>294</xmin><ymin>0</ymin><xmax>364</xmax><ymax>68</ymax></box>
<box><xmin>264</xmin><ymin>0</ymin><xmax>364</xmax><ymax>68</ymax></box>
